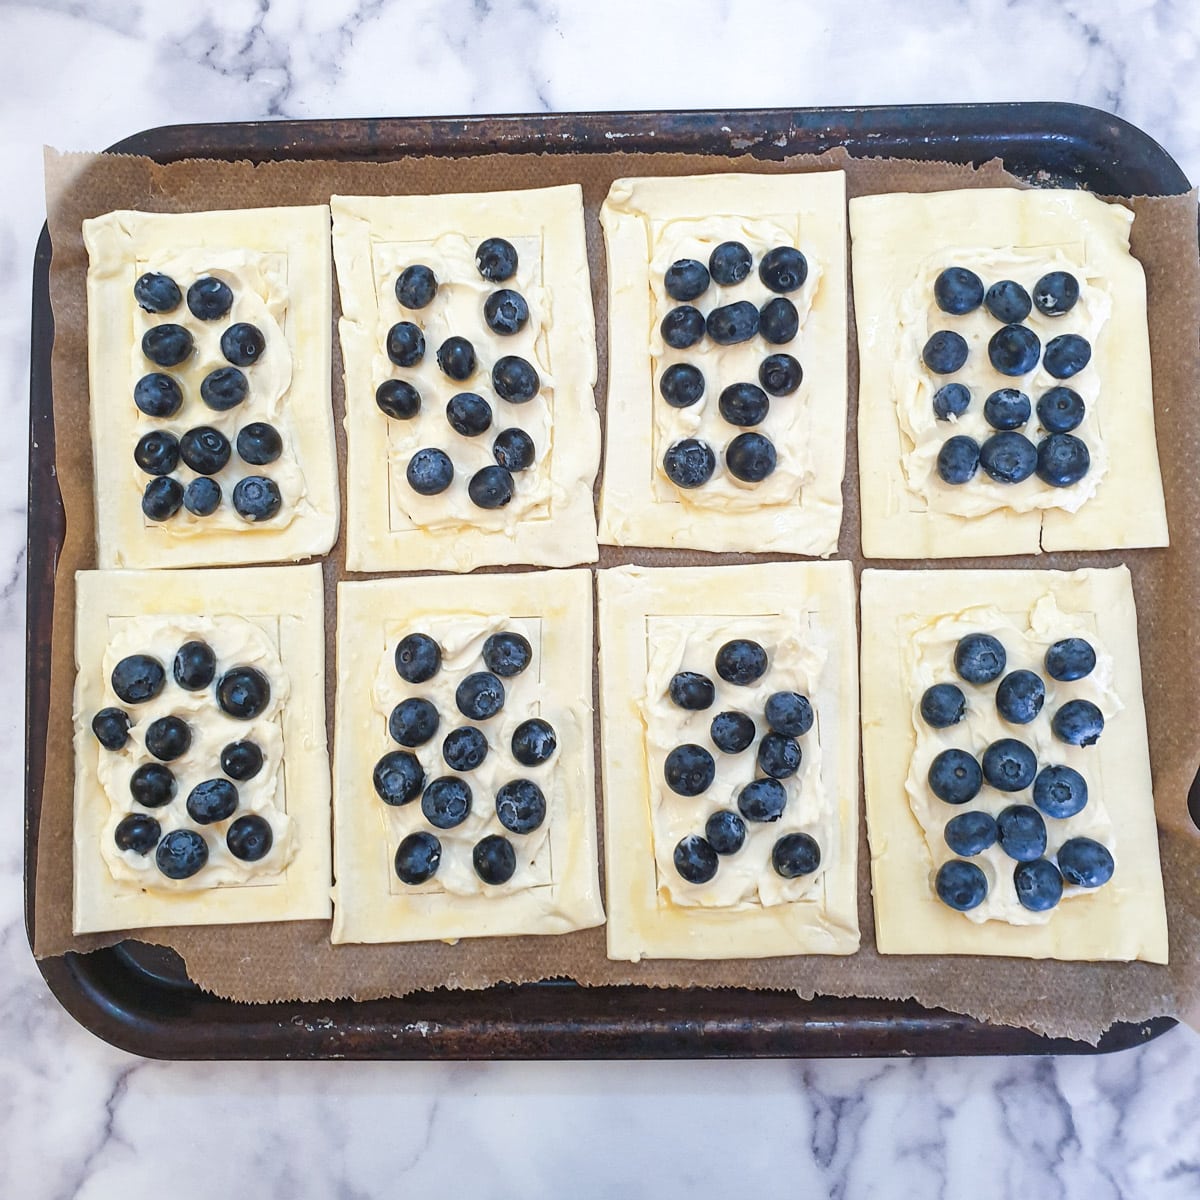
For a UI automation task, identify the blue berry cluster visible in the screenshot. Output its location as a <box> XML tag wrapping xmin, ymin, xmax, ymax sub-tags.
<box><xmin>922</xmin><ymin>630</ymin><xmax>1113</xmax><ymax>914</ymax></box>
<box><xmin>132</xmin><ymin>272</ymin><xmax>281</xmax><ymax>523</ymax></box>
<box><xmin>924</xmin><ymin>267</ymin><xmax>1093</xmax><ymax>491</ymax></box>
<box><xmin>93</xmin><ymin>640</ymin><xmax>275</xmax><ymax>880</ymax></box>
<box><xmin>664</xmin><ymin>638</ymin><xmax>821</xmax><ymax>886</ymax></box>
<box><xmin>659</xmin><ymin>241</ymin><xmax>807</xmax><ymax>491</ymax></box>
<box><xmin>377</xmin><ymin>239</ymin><xmax>540</xmax><ymax>512</ymax></box>
<box><xmin>374</xmin><ymin>629</ymin><xmax>557</xmax><ymax>888</ymax></box>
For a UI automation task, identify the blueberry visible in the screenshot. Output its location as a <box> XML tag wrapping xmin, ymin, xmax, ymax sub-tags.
<box><xmin>221</xmin><ymin>322</ymin><xmax>266</xmax><ymax>367</ymax></box>
<box><xmin>232</xmin><ymin>476</ymin><xmax>282</xmax><ymax>522</ymax></box>
<box><xmin>1032</xmin><ymin>764</ymin><xmax>1088</xmax><ymax>819</ymax></box>
<box><xmin>659</xmin><ymin>363</ymin><xmax>706</xmax><ymax>408</ymax></box>
<box><xmin>406</xmin><ymin>448</ymin><xmax>454</xmax><ymax>496</ymax></box>
<box><xmin>772</xmin><ymin>832</ymin><xmax>821</xmax><ymax>878</ymax></box>
<box><xmin>187</xmin><ymin>276</ymin><xmax>234</xmax><ymax>321</ymax></box>
<box><xmin>928</xmin><ymin>748</ymin><xmax>983</xmax><ymax>805</ymax></box>
<box><xmin>179</xmin><ymin>426</ymin><xmax>231</xmax><ymax>475</ymax></box>
<box><xmin>373</xmin><ymin>750</ymin><xmax>425</xmax><ymax>806</ymax></box>
<box><xmin>920</xmin><ymin>683</ymin><xmax>966</xmax><ymax>728</ymax></box>
<box><xmin>496</xmin><ymin>779</ymin><xmax>546</xmax><ymax>834</ymax></box>
<box><xmin>186</xmin><ymin>777</ymin><xmax>239</xmax><ymax>825</ymax></box>
<box><xmin>665</xmin><ymin>258</ymin><xmax>710</xmax><ymax>301</ymax></box>
<box><xmin>493</xmin><ymin>428</ymin><xmax>535</xmax><ymax>471</ymax></box>
<box><xmin>758</xmin><ymin>246</ymin><xmax>807</xmax><ymax>294</ymax></box>
<box><xmin>1036</xmin><ymin>433</ymin><xmax>1090</xmax><ymax>487</ymax></box>
<box><xmin>705</xmin><ymin>810</ymin><xmax>747</xmax><ymax>855</ymax></box>
<box><xmin>672</xmin><ymin>834</ymin><xmax>718</xmax><ymax>884</ymax></box>
<box><xmin>473</xmin><ymin>834</ymin><xmax>517</xmax><ymax>885</ymax></box>
<box><xmin>130</xmin><ymin>763</ymin><xmax>175</xmax><ymax>808</ymax></box>
<box><xmin>134</xmin><ymin>373</ymin><xmax>183</xmax><ymax>418</ymax></box>
<box><xmin>1044</xmin><ymin>638</ymin><xmax>1096</xmax><ymax>682</ymax></box>
<box><xmin>709</xmin><ymin>241</ymin><xmax>753</xmax><ymax>286</ymax></box>
<box><xmin>456</xmin><ymin>671</ymin><xmax>505</xmax><ymax>720</ymax></box>
<box><xmin>236</xmin><ymin>421</ymin><xmax>283</xmax><ymax>466</ymax></box>
<box><xmin>200</xmin><ymin>367</ymin><xmax>249</xmax><ymax>411</ymax></box>
<box><xmin>476</xmin><ymin>237</ymin><xmax>518</xmax><ymax>282</ymax></box>
<box><xmin>484</xmin><ymin>289</ymin><xmax>530</xmax><ymax>336</ymax></box>
<box><xmin>979</xmin><ymin>432</ymin><xmax>1037</xmax><ymax>484</ymax></box>
<box><xmin>134</xmin><ymin>272</ymin><xmax>182</xmax><ymax>313</ymax></box>
<box><xmin>984</xmin><ymin>280</ymin><xmax>1032</xmax><ymax>324</ymax></box>
<box><xmin>422</xmin><ymin>776</ymin><xmax>472</xmax><ymax>829</ymax></box>
<box><xmin>511</xmin><ymin>718</ymin><xmax>556</xmax><ymax>767</ymax></box>
<box><xmin>944</xmin><ymin>810</ymin><xmax>997</xmax><ymax>857</ymax></box>
<box><xmin>663</xmin><ymin>438</ymin><xmax>716</xmax><ymax>488</ymax></box>
<box><xmin>921</xmin><ymin>330</ymin><xmax>968</xmax><ymax>374</ymax></box>
<box><xmin>483</xmin><ymin>631</ymin><xmax>531</xmax><ymax>677</ymax></box>
<box><xmin>111</xmin><ymin>654</ymin><xmax>165</xmax><ymax>704</ymax></box>
<box><xmin>933</xmin><ymin>266</ymin><xmax>984</xmax><ymax>315</ymax></box>
<box><xmin>443</xmin><ymin>726</ymin><xmax>489</xmax><ymax>772</ymax></box>
<box><xmin>935</xmin><ymin>859</ymin><xmax>988</xmax><ymax>910</ymax></box>
<box><xmin>216</xmin><ymin>666</ymin><xmax>270</xmax><ymax>720</ymax></box>
<box><xmin>1032</xmin><ymin>271</ymin><xmax>1080</xmax><ymax>317</ymax></box>
<box><xmin>725</xmin><ymin>432</ymin><xmax>776</xmax><ymax>482</ymax></box>
<box><xmin>183</xmin><ymin>477</ymin><xmax>221</xmax><ymax>516</ymax></box>
<box><xmin>936</xmin><ymin>435</ymin><xmax>980</xmax><ymax>484</ymax></box>
<box><xmin>492</xmin><ymin>355</ymin><xmax>540</xmax><ymax>402</ymax></box>
<box><xmin>142</xmin><ymin>324</ymin><xmax>194</xmax><ymax>368</ymax></box>
<box><xmin>718</xmin><ymin>382</ymin><xmax>769</xmax><ymax>427</ymax></box>
<box><xmin>758</xmin><ymin>732</ymin><xmax>802</xmax><ymax>779</ymax></box>
<box><xmin>388</xmin><ymin>697</ymin><xmax>440</xmax><ymax>747</ymax></box>
<box><xmin>395</xmin><ymin>831</ymin><xmax>441</xmax><ymax>884</ymax></box>
<box><xmin>386</xmin><ymin>321</ymin><xmax>425</xmax><ymax>367</ymax></box>
<box><xmin>174</xmin><ymin>640</ymin><xmax>215</xmax><ymax>690</ymax></box>
<box><xmin>759</xmin><ymin>353</ymin><xmax>802</xmax><ymax>396</ymax></box>
<box><xmin>669</xmin><ymin>671</ymin><xmax>715</xmax><ymax>711</ymax></box>
<box><xmin>396</xmin><ymin>264</ymin><xmax>438</xmax><ymax>309</ymax></box>
<box><xmin>1052</xmin><ymin>699</ymin><xmax>1104</xmax><ymax>747</ymax></box>
<box><xmin>759</xmin><ymin>297</ymin><xmax>799</xmax><ymax>344</ymax></box>
<box><xmin>660</xmin><ymin>305</ymin><xmax>706</xmax><ymax>349</ymax></box>
<box><xmin>764</xmin><ymin>692</ymin><xmax>814</xmax><ymax>738</ymax></box>
<box><xmin>715</xmin><ymin>638</ymin><xmax>768</xmax><ymax>685</ymax></box>
<box><xmin>446</xmin><ymin>392</ymin><xmax>492</xmax><ymax>437</ymax></box>
<box><xmin>996</xmin><ymin>804</ymin><xmax>1047</xmax><ymax>861</ymax></box>
<box><xmin>737</xmin><ymin>778</ymin><xmax>788</xmax><ymax>823</ymax></box>
<box><xmin>955</xmin><ymin>633</ymin><xmax>1006</xmax><ymax>684</ymax></box>
<box><xmin>1013</xmin><ymin>858</ymin><xmax>1063</xmax><ymax>911</ymax></box>
<box><xmin>710</xmin><ymin>710</ymin><xmax>756</xmax><ymax>754</ymax></box>
<box><xmin>115</xmin><ymin>813</ymin><xmax>161</xmax><ymax>856</ymax></box>
<box><xmin>468</xmin><ymin>465</ymin><xmax>515</xmax><ymax>509</ymax></box>
<box><xmin>226</xmin><ymin>814</ymin><xmax>273</xmax><ymax>862</ymax></box>
<box><xmin>395</xmin><ymin>633</ymin><xmax>441</xmax><ymax>683</ymax></box>
<box><xmin>982</xmin><ymin>738</ymin><xmax>1037</xmax><ymax>792</ymax></box>
<box><xmin>984</xmin><ymin>388</ymin><xmax>1031</xmax><ymax>430</ymax></box>
<box><xmin>987</xmin><ymin>324</ymin><xmax>1041</xmax><ymax>376</ymax></box>
<box><xmin>1057</xmin><ymin>837</ymin><xmax>1114</xmax><ymax>888</ymax></box>
<box><xmin>995</xmin><ymin>670</ymin><xmax>1045</xmax><ymax>725</ymax></box>
<box><xmin>933</xmin><ymin>383</ymin><xmax>971</xmax><ymax>420</ymax></box>
<box><xmin>706</xmin><ymin>300</ymin><xmax>760</xmax><ymax>345</ymax></box>
<box><xmin>156</xmin><ymin>829</ymin><xmax>208</xmax><ymax>880</ymax></box>
<box><xmin>134</xmin><ymin>430</ymin><xmax>180</xmax><ymax>476</ymax></box>
<box><xmin>92</xmin><ymin>707</ymin><xmax>130</xmax><ymax>750</ymax></box>
<box><xmin>1036</xmin><ymin>386</ymin><xmax>1085</xmax><ymax>434</ymax></box>
<box><xmin>221</xmin><ymin>740</ymin><xmax>263</xmax><ymax>782</ymax></box>
<box><xmin>437</xmin><ymin>336</ymin><xmax>476</xmax><ymax>381</ymax></box>
<box><xmin>664</xmin><ymin>743</ymin><xmax>715</xmax><ymax>796</ymax></box>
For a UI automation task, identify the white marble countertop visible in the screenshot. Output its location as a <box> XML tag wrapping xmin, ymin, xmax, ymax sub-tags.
<box><xmin>5</xmin><ymin>2</ymin><xmax>1200</xmax><ymax>1196</ymax></box>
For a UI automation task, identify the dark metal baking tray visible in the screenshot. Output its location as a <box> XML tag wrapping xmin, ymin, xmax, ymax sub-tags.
<box><xmin>25</xmin><ymin>103</ymin><xmax>1189</xmax><ymax>1060</ymax></box>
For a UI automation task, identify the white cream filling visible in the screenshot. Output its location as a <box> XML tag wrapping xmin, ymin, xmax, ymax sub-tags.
<box><xmin>905</xmin><ymin>595</ymin><xmax>1120</xmax><ymax>925</ymax></box>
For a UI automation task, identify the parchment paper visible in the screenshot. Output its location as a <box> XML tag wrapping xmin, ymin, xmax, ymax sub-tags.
<box><xmin>34</xmin><ymin>143</ymin><xmax>1200</xmax><ymax>1043</ymax></box>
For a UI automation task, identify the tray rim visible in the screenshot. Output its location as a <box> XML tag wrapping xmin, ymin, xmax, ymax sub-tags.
<box><xmin>25</xmin><ymin>101</ymin><xmax>1190</xmax><ymax>1061</ymax></box>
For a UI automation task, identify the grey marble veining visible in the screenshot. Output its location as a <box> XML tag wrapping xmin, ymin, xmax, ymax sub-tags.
<box><xmin>3</xmin><ymin>1</ymin><xmax>1200</xmax><ymax>1197</ymax></box>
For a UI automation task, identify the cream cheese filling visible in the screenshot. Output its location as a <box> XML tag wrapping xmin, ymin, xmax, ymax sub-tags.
<box><xmin>904</xmin><ymin>595</ymin><xmax>1119</xmax><ymax>925</ymax></box>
